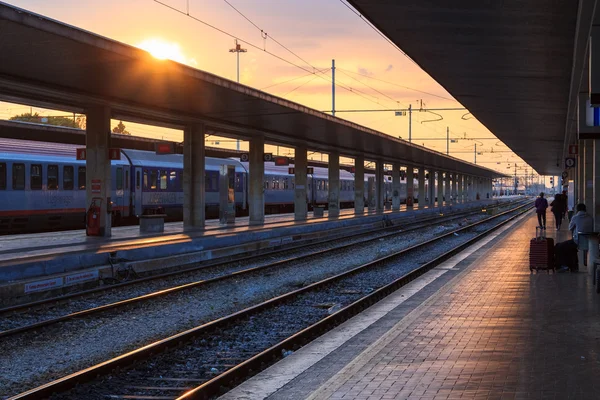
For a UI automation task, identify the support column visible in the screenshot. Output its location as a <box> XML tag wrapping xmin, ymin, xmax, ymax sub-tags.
<box><xmin>451</xmin><ymin>173</ymin><xmax>458</xmax><ymax>204</ymax></box>
<box><xmin>183</xmin><ymin>123</ymin><xmax>206</xmax><ymax>229</ymax></box>
<box><xmin>584</xmin><ymin>139</ymin><xmax>594</xmax><ymax>208</ymax></box>
<box><xmin>458</xmin><ymin>174</ymin><xmax>464</xmax><ymax>203</ymax></box>
<box><xmin>354</xmin><ymin>156</ymin><xmax>365</xmax><ymax>214</ymax></box>
<box><xmin>466</xmin><ymin>176</ymin><xmax>472</xmax><ymax>201</ymax></box>
<box><xmin>418</xmin><ymin>167</ymin><xmax>425</xmax><ymax>208</ymax></box>
<box><xmin>594</xmin><ymin>141</ymin><xmax>600</xmax><ymax>230</ymax></box>
<box><xmin>428</xmin><ymin>170</ymin><xmax>436</xmax><ymax>207</ymax></box>
<box><xmin>577</xmin><ymin>139</ymin><xmax>585</xmax><ymax>206</ymax></box>
<box><xmin>444</xmin><ymin>172</ymin><xmax>451</xmax><ymax>205</ymax></box>
<box><xmin>249</xmin><ymin>136</ymin><xmax>265</xmax><ymax>225</ymax></box>
<box><xmin>406</xmin><ymin>165</ymin><xmax>414</xmax><ymax>210</ymax></box>
<box><xmin>328</xmin><ymin>152</ymin><xmax>340</xmax><ymax>218</ymax></box>
<box><xmin>86</xmin><ymin>106</ymin><xmax>112</xmax><ymax>237</ymax></box>
<box><xmin>437</xmin><ymin>171</ymin><xmax>444</xmax><ymax>208</ymax></box>
<box><xmin>376</xmin><ymin>160</ymin><xmax>385</xmax><ymax>212</ymax></box>
<box><xmin>392</xmin><ymin>163</ymin><xmax>401</xmax><ymax>211</ymax></box>
<box><xmin>294</xmin><ymin>145</ymin><xmax>308</xmax><ymax>221</ymax></box>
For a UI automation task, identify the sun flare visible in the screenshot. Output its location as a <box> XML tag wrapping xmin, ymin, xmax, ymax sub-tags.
<box><xmin>137</xmin><ymin>39</ymin><xmax>196</xmax><ymax>66</ymax></box>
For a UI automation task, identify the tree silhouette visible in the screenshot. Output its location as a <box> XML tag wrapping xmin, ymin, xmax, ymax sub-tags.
<box><xmin>10</xmin><ymin>112</ymin><xmax>84</xmax><ymax>128</ymax></box>
<box><xmin>112</xmin><ymin>121</ymin><xmax>131</xmax><ymax>135</ymax></box>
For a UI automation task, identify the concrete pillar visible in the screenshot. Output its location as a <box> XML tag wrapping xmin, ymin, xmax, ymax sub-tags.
<box><xmin>328</xmin><ymin>152</ymin><xmax>340</xmax><ymax>218</ymax></box>
<box><xmin>428</xmin><ymin>170</ymin><xmax>436</xmax><ymax>207</ymax></box>
<box><xmin>376</xmin><ymin>160</ymin><xmax>385</xmax><ymax>212</ymax></box>
<box><xmin>183</xmin><ymin>123</ymin><xmax>206</xmax><ymax>229</ymax></box>
<box><xmin>444</xmin><ymin>172</ymin><xmax>451</xmax><ymax>204</ymax></box>
<box><xmin>406</xmin><ymin>165</ymin><xmax>415</xmax><ymax>209</ymax></box>
<box><xmin>577</xmin><ymin>139</ymin><xmax>585</xmax><ymax>206</ymax></box>
<box><xmin>437</xmin><ymin>171</ymin><xmax>444</xmax><ymax>207</ymax></box>
<box><xmin>249</xmin><ymin>136</ymin><xmax>265</xmax><ymax>225</ymax></box>
<box><xmin>418</xmin><ymin>167</ymin><xmax>426</xmax><ymax>208</ymax></box>
<box><xmin>354</xmin><ymin>156</ymin><xmax>365</xmax><ymax>214</ymax></box>
<box><xmin>452</xmin><ymin>173</ymin><xmax>458</xmax><ymax>203</ymax></box>
<box><xmin>594</xmin><ymin>141</ymin><xmax>600</xmax><ymax>230</ymax></box>
<box><xmin>584</xmin><ymin>139</ymin><xmax>594</xmax><ymax>209</ymax></box>
<box><xmin>392</xmin><ymin>163</ymin><xmax>401</xmax><ymax>211</ymax></box>
<box><xmin>466</xmin><ymin>176</ymin><xmax>472</xmax><ymax>201</ymax></box>
<box><xmin>85</xmin><ymin>106</ymin><xmax>112</xmax><ymax>237</ymax></box>
<box><xmin>294</xmin><ymin>145</ymin><xmax>308</xmax><ymax>221</ymax></box>
<box><xmin>458</xmin><ymin>174</ymin><xmax>464</xmax><ymax>203</ymax></box>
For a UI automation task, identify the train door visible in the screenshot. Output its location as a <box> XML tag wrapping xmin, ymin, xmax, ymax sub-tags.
<box><xmin>122</xmin><ymin>166</ymin><xmax>130</xmax><ymax>217</ymax></box>
<box><xmin>133</xmin><ymin>167</ymin><xmax>143</xmax><ymax>216</ymax></box>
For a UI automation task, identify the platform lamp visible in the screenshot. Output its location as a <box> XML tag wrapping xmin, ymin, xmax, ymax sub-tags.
<box><xmin>229</xmin><ymin>39</ymin><xmax>247</xmax><ymax>151</ymax></box>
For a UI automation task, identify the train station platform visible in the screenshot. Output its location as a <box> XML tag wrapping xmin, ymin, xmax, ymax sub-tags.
<box><xmin>222</xmin><ymin>211</ymin><xmax>600</xmax><ymax>399</ymax></box>
<box><xmin>0</xmin><ymin>198</ymin><xmax>515</xmax><ymax>306</ymax></box>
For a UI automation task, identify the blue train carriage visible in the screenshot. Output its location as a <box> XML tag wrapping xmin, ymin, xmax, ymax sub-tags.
<box><xmin>123</xmin><ymin>149</ymin><xmax>247</xmax><ymax>220</ymax></box>
<box><xmin>0</xmin><ymin>138</ymin><xmax>129</xmax><ymax>233</ymax></box>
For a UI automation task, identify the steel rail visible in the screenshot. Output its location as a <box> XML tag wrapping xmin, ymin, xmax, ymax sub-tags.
<box><xmin>0</xmin><ymin>203</ymin><xmax>525</xmax><ymax>339</ymax></box>
<box><xmin>8</xmin><ymin>201</ymin><xmax>532</xmax><ymax>400</ymax></box>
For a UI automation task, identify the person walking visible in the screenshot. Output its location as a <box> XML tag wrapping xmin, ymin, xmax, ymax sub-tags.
<box><xmin>561</xmin><ymin>190</ymin><xmax>568</xmax><ymax>220</ymax></box>
<box><xmin>534</xmin><ymin>192</ymin><xmax>548</xmax><ymax>229</ymax></box>
<box><xmin>550</xmin><ymin>193</ymin><xmax>566</xmax><ymax>230</ymax></box>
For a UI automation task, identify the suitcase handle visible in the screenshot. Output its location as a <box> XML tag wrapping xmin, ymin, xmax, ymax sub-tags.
<box><xmin>536</xmin><ymin>226</ymin><xmax>546</xmax><ymax>239</ymax></box>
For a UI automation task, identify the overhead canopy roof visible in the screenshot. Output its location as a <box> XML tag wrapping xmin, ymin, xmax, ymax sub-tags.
<box><xmin>0</xmin><ymin>2</ymin><xmax>499</xmax><ymax>178</ymax></box>
<box><xmin>347</xmin><ymin>0</ymin><xmax>588</xmax><ymax>175</ymax></box>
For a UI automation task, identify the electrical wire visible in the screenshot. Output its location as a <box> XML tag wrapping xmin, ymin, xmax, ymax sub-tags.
<box><xmin>260</xmin><ymin>69</ymin><xmax>327</xmax><ymax>90</ymax></box>
<box><xmin>337</xmin><ymin>0</ymin><xmax>418</xmax><ymax>67</ymax></box>
<box><xmin>337</xmin><ymin>67</ymin><xmax>456</xmax><ymax>102</ymax></box>
<box><xmin>337</xmin><ymin>69</ymin><xmax>406</xmax><ymax>108</ymax></box>
<box><xmin>222</xmin><ymin>0</ymin><xmax>315</xmax><ymax>70</ymax></box>
<box><xmin>281</xmin><ymin>73</ymin><xmax>321</xmax><ymax>97</ymax></box>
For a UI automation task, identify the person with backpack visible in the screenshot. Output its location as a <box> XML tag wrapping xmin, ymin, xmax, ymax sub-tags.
<box><xmin>534</xmin><ymin>192</ymin><xmax>548</xmax><ymax>229</ymax></box>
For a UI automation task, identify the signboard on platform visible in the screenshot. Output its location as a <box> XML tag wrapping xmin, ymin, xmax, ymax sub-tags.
<box><xmin>65</xmin><ymin>270</ymin><xmax>99</xmax><ymax>285</ymax></box>
<box><xmin>109</xmin><ymin>148</ymin><xmax>121</xmax><ymax>160</ymax></box>
<box><xmin>24</xmin><ymin>277</ymin><xmax>63</xmax><ymax>294</ymax></box>
<box><xmin>91</xmin><ymin>179</ymin><xmax>101</xmax><ymax>193</ymax></box>
<box><xmin>240</xmin><ymin>153</ymin><xmax>249</xmax><ymax>162</ymax></box>
<box><xmin>565</xmin><ymin>157</ymin><xmax>576</xmax><ymax>169</ymax></box>
<box><xmin>76</xmin><ymin>148</ymin><xmax>86</xmax><ymax>160</ymax></box>
<box><xmin>569</xmin><ymin>144</ymin><xmax>578</xmax><ymax>155</ymax></box>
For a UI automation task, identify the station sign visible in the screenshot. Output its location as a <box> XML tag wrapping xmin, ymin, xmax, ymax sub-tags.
<box><xmin>91</xmin><ymin>179</ymin><xmax>101</xmax><ymax>193</ymax></box>
<box><xmin>240</xmin><ymin>153</ymin><xmax>249</xmax><ymax>162</ymax></box>
<box><xmin>109</xmin><ymin>148</ymin><xmax>121</xmax><ymax>160</ymax></box>
<box><xmin>568</xmin><ymin>144</ymin><xmax>578</xmax><ymax>155</ymax></box>
<box><xmin>264</xmin><ymin>153</ymin><xmax>273</xmax><ymax>162</ymax></box>
<box><xmin>155</xmin><ymin>142</ymin><xmax>175</xmax><ymax>155</ymax></box>
<box><xmin>565</xmin><ymin>157</ymin><xmax>576</xmax><ymax>169</ymax></box>
<box><xmin>76</xmin><ymin>148</ymin><xmax>86</xmax><ymax>160</ymax></box>
<box><xmin>239</xmin><ymin>153</ymin><xmax>275</xmax><ymax>162</ymax></box>
<box><xmin>274</xmin><ymin>156</ymin><xmax>290</xmax><ymax>166</ymax></box>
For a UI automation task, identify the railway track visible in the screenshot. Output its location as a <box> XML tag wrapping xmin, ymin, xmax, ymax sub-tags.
<box><xmin>0</xmin><ymin>201</ymin><xmax>527</xmax><ymax>339</ymax></box>
<box><xmin>8</xmin><ymin>200</ymin><xmax>532</xmax><ymax>400</ymax></box>
<box><xmin>2</xmin><ymin>200</ymin><xmax>522</xmax><ymax>314</ymax></box>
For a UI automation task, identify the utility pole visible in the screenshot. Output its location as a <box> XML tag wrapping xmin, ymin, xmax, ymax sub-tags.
<box><xmin>446</xmin><ymin>126</ymin><xmax>449</xmax><ymax>155</ymax></box>
<box><xmin>408</xmin><ymin>104</ymin><xmax>412</xmax><ymax>143</ymax></box>
<box><xmin>332</xmin><ymin>59</ymin><xmax>336</xmax><ymax>117</ymax></box>
<box><xmin>514</xmin><ymin>164</ymin><xmax>517</xmax><ymax>195</ymax></box>
<box><xmin>229</xmin><ymin>39</ymin><xmax>247</xmax><ymax>151</ymax></box>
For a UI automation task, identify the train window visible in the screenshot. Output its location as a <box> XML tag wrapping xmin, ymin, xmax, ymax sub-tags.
<box><xmin>13</xmin><ymin>163</ymin><xmax>25</xmax><ymax>190</ymax></box>
<box><xmin>78</xmin><ymin>167</ymin><xmax>86</xmax><ymax>190</ymax></box>
<box><xmin>149</xmin><ymin>170</ymin><xmax>158</xmax><ymax>190</ymax></box>
<box><xmin>47</xmin><ymin>165</ymin><xmax>58</xmax><ymax>190</ymax></box>
<box><xmin>116</xmin><ymin>167</ymin><xmax>123</xmax><ymax>190</ymax></box>
<box><xmin>143</xmin><ymin>170</ymin><xmax>148</xmax><ymax>189</ymax></box>
<box><xmin>136</xmin><ymin>171</ymin><xmax>141</xmax><ymax>189</ymax></box>
<box><xmin>160</xmin><ymin>170</ymin><xmax>168</xmax><ymax>190</ymax></box>
<box><xmin>205</xmin><ymin>171</ymin><xmax>218</xmax><ymax>192</ymax></box>
<box><xmin>31</xmin><ymin>164</ymin><xmax>42</xmax><ymax>190</ymax></box>
<box><xmin>169</xmin><ymin>171</ymin><xmax>177</xmax><ymax>189</ymax></box>
<box><xmin>0</xmin><ymin>163</ymin><xmax>5</xmax><ymax>190</ymax></box>
<box><xmin>63</xmin><ymin>166</ymin><xmax>74</xmax><ymax>190</ymax></box>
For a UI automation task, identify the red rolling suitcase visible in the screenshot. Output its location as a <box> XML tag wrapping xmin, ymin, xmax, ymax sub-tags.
<box><xmin>530</xmin><ymin>227</ymin><xmax>555</xmax><ymax>273</ymax></box>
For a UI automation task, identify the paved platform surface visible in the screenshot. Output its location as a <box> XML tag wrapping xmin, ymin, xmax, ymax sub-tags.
<box><xmin>222</xmin><ymin>211</ymin><xmax>600</xmax><ymax>399</ymax></box>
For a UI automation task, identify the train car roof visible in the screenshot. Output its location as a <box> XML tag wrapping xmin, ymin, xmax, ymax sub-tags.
<box><xmin>242</xmin><ymin>161</ymin><xmax>356</xmax><ymax>180</ymax></box>
<box><xmin>0</xmin><ymin>137</ymin><xmax>129</xmax><ymax>164</ymax></box>
<box><xmin>122</xmin><ymin>149</ymin><xmax>246</xmax><ymax>171</ymax></box>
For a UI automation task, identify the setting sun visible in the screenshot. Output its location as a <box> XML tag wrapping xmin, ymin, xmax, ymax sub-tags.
<box><xmin>137</xmin><ymin>38</ymin><xmax>197</xmax><ymax>66</ymax></box>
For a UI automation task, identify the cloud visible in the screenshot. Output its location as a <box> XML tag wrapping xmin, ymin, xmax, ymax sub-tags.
<box><xmin>358</xmin><ymin>67</ymin><xmax>374</xmax><ymax>76</ymax></box>
<box><xmin>385</xmin><ymin>64</ymin><xmax>393</xmax><ymax>72</ymax></box>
